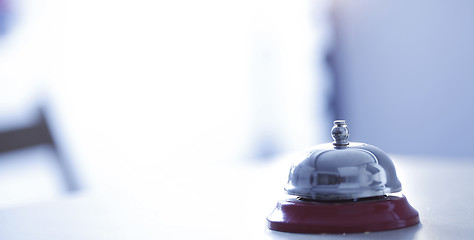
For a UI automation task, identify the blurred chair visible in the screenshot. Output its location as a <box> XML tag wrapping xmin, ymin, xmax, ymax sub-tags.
<box><xmin>0</xmin><ymin>107</ymin><xmax>80</xmax><ymax>192</ymax></box>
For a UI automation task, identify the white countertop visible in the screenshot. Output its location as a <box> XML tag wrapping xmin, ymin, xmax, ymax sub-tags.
<box><xmin>0</xmin><ymin>154</ymin><xmax>472</xmax><ymax>240</ymax></box>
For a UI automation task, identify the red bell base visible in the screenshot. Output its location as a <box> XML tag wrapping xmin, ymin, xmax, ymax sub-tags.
<box><xmin>267</xmin><ymin>195</ymin><xmax>419</xmax><ymax>233</ymax></box>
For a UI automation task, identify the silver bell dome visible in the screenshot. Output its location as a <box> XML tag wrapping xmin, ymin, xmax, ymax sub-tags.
<box><xmin>285</xmin><ymin>120</ymin><xmax>402</xmax><ymax>201</ymax></box>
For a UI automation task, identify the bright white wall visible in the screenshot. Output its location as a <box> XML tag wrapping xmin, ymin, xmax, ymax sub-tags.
<box><xmin>0</xmin><ymin>0</ymin><xmax>331</xmax><ymax>198</ymax></box>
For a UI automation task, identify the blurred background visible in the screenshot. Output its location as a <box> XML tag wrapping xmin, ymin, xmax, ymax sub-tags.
<box><xmin>0</xmin><ymin>0</ymin><xmax>474</xmax><ymax>213</ymax></box>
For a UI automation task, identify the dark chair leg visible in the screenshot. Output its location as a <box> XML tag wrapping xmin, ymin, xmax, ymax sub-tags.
<box><xmin>0</xmin><ymin>107</ymin><xmax>81</xmax><ymax>192</ymax></box>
